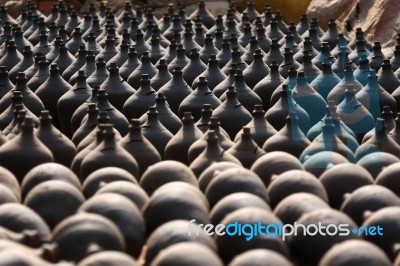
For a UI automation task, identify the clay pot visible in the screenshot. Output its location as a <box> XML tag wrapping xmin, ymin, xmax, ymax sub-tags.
<box><xmin>0</xmin><ymin>72</ymin><xmax>44</xmax><ymax>117</ymax></box>
<box><xmin>357</xmin><ymin>151</ymin><xmax>400</xmax><ymax>177</ymax></box>
<box><xmin>182</xmin><ymin>49</ymin><xmax>207</xmax><ymax>87</ymax></box>
<box><xmin>57</xmin><ymin>71</ymin><xmax>92</xmax><ymax>137</ymax></box>
<box><xmin>367</xmin><ymin>41</ymin><xmax>386</xmax><ymax>72</ymax></box>
<box><xmin>150</xmin><ymin>59</ymin><xmax>172</xmax><ymax>91</ymax></box>
<box><xmin>227</xmin><ymin>127</ymin><xmax>265</xmax><ymax>168</ymax></box>
<box><xmin>158</xmin><ymin>66</ymin><xmax>192</xmax><ymax>114</ymax></box>
<box><xmin>189</xmin><ymin>130</ymin><xmax>241</xmax><ymax>176</ymax></box>
<box><xmin>24</xmin><ymin>180</ymin><xmax>84</xmax><ymax>229</ymax></box>
<box><xmin>228</xmin><ymin>249</ymin><xmax>293</xmax><ymax>266</ymax></box>
<box><xmin>378</xmin><ymin>59</ymin><xmax>400</xmax><ymax>94</ymax></box>
<box><xmin>35</xmin><ymin>111</ymin><xmax>76</xmax><ymax>167</ymax></box>
<box><xmin>9</xmin><ymin>46</ymin><xmax>34</xmax><ymax>84</ymax></box>
<box><xmin>91</xmin><ymin>89</ymin><xmax>129</xmax><ymax>136</ymax></box>
<box><xmin>141</xmin><ymin>107</ymin><xmax>174</xmax><ymax>158</ymax></box>
<box><xmin>267</xmin><ymin>170</ymin><xmax>328</xmax><ymax>208</ymax></box>
<box><xmin>100</xmin><ymin>63</ymin><xmax>136</xmax><ymax>112</ymax></box>
<box><xmin>340</xmin><ymin>185</ymin><xmax>400</xmax><ymax>225</ymax></box>
<box><xmin>319</xmin><ymin>240</ymin><xmax>391</xmax><ymax>266</ymax></box>
<box><xmin>35</xmin><ymin>64</ymin><xmax>72</xmax><ymax>128</ymax></box>
<box><xmin>81</xmin><ymin>167</ymin><xmax>138</xmax><ymax>198</ymax></box>
<box><xmin>95</xmin><ymin>181</ymin><xmax>149</xmax><ymax>210</ymax></box>
<box><xmin>376</xmin><ymin>162</ymin><xmax>400</xmax><ymax>196</ymax></box>
<box><xmin>79</xmin><ymin>193</ymin><xmax>145</xmax><ymax>258</ymax></box>
<box><xmin>251</xmin><ymin>151</ymin><xmax>304</xmax><ymax>187</ymax></box>
<box><xmin>263</xmin><ymin>113</ymin><xmax>311</xmax><ymax>158</ymax></box>
<box><xmin>79</xmin><ymin>126</ymin><xmax>139</xmax><ymax>180</ymax></box>
<box><xmin>21</xmin><ymin>162</ymin><xmax>80</xmax><ymax>200</ymax></box>
<box><xmin>355</xmin><ymin>118</ymin><xmax>400</xmax><ymax>160</ymax></box>
<box><xmin>319</xmin><ymin>163</ymin><xmax>374</xmax><ymax>209</ymax></box>
<box><xmin>139</xmin><ymin>159</ymin><xmax>197</xmax><ymax>194</ymax></box>
<box><xmin>310</xmin><ymin>62</ymin><xmax>341</xmax><ymax>101</ymax></box>
<box><xmin>144</xmin><ymin>220</ymin><xmax>217</xmax><ymax>266</ymax></box>
<box><xmin>188</xmin><ymin>117</ymin><xmax>234</xmax><ymax>163</ymax></box>
<box><xmin>120</xmin><ymin>47</ymin><xmax>140</xmax><ymax>81</ymax></box>
<box><xmin>142</xmin><ymin>183</ymin><xmax>209</xmax><ymax>235</ymax></box>
<box><xmin>362</xmin><ymin>207</ymin><xmax>400</xmax><ymax>259</ymax></box>
<box><xmin>0</xmin><ymin>117</ymin><xmax>53</xmax><ymax>182</ymax></box>
<box><xmin>123</xmin><ymin>74</ymin><xmax>156</xmax><ymax>120</ymax></box>
<box><xmin>327</xmin><ymin>66</ymin><xmax>364</xmax><ymax>105</ymax></box>
<box><xmin>139</xmin><ymin>93</ymin><xmax>182</xmax><ymax>134</ymax></box>
<box><xmin>179</xmin><ymin>77</ymin><xmax>222</xmax><ymax>119</ymax></box>
<box><xmin>78</xmin><ymin>251</ymin><xmax>137</xmax><ymax>266</ymax></box>
<box><xmin>292</xmin><ymin>71</ymin><xmax>327</xmax><ymax>126</ymax></box>
<box><xmin>119</xmin><ymin>119</ymin><xmax>161</xmax><ymax>176</ymax></box>
<box><xmin>213</xmin><ymin>87</ymin><xmax>252</xmax><ymax>139</ymax></box>
<box><xmin>356</xmin><ymin>70</ymin><xmax>397</xmax><ymax>120</ymax></box>
<box><xmin>300</xmin><ymin>118</ymin><xmax>356</xmax><ymax>163</ymax></box>
<box><xmin>52</xmin><ymin>213</ymin><xmax>125</xmax><ymax>262</ymax></box>
<box><xmin>127</xmin><ymin>51</ymin><xmax>157</xmax><ymax>90</ymax></box>
<box><xmin>336</xmin><ymin>87</ymin><xmax>375</xmax><ymax>138</ymax></box>
<box><xmin>53</xmin><ymin>43</ymin><xmax>75</xmax><ymax>75</ymax></box>
<box><xmin>71</xmin><ymin>104</ymin><xmax>99</xmax><ymax>146</ymax></box>
<box><xmin>274</xmin><ymin>192</ymin><xmax>330</xmax><ymax>225</ymax></box>
<box><xmin>164</xmin><ymin>112</ymin><xmax>203</xmax><ymax>164</ymax></box>
<box><xmin>265</xmin><ymin>85</ymin><xmax>310</xmax><ymax>134</ymax></box>
<box><xmin>289</xmin><ymin>209</ymin><xmax>359</xmax><ymax>265</ymax></box>
<box><xmin>216</xmin><ymin>207</ymin><xmax>289</xmax><ymax>264</ymax></box>
<box><xmin>151</xmin><ymin>243</ymin><xmax>223</xmax><ymax>266</ymax></box>
<box><xmin>0</xmin><ymin>203</ymin><xmax>51</xmax><ymax>246</ymax></box>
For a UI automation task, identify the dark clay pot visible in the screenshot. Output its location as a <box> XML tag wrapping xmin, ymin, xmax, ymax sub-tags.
<box><xmin>144</xmin><ymin>220</ymin><xmax>217</xmax><ymax>266</ymax></box>
<box><xmin>205</xmin><ymin>167</ymin><xmax>268</xmax><ymax>207</ymax></box>
<box><xmin>35</xmin><ymin>111</ymin><xmax>77</xmax><ymax>167</ymax></box>
<box><xmin>274</xmin><ymin>192</ymin><xmax>330</xmax><ymax>225</ymax></box>
<box><xmin>52</xmin><ymin>213</ymin><xmax>125</xmax><ymax>262</ymax></box>
<box><xmin>263</xmin><ymin>113</ymin><xmax>311</xmax><ymax>158</ymax></box>
<box><xmin>164</xmin><ymin>112</ymin><xmax>203</xmax><ymax>164</ymax></box>
<box><xmin>210</xmin><ymin>192</ymin><xmax>271</xmax><ymax>225</ymax></box>
<box><xmin>100</xmin><ymin>63</ymin><xmax>136</xmax><ymax>112</ymax></box>
<box><xmin>216</xmin><ymin>207</ymin><xmax>289</xmax><ymax>264</ymax></box>
<box><xmin>0</xmin><ymin>118</ymin><xmax>54</xmax><ymax>182</ymax></box>
<box><xmin>57</xmin><ymin>71</ymin><xmax>92</xmax><ymax>137</ymax></box>
<box><xmin>340</xmin><ymin>185</ymin><xmax>400</xmax><ymax>225</ymax></box>
<box><xmin>250</xmin><ymin>151</ymin><xmax>304</xmax><ymax>187</ymax></box>
<box><xmin>79</xmin><ymin>193</ymin><xmax>145</xmax><ymax>258</ymax></box>
<box><xmin>141</xmin><ymin>107</ymin><xmax>174</xmax><ymax>158</ymax></box>
<box><xmin>319</xmin><ymin>163</ymin><xmax>374</xmax><ymax>209</ymax></box>
<box><xmin>227</xmin><ymin>127</ymin><xmax>265</xmax><ymax>168</ymax></box>
<box><xmin>139</xmin><ymin>160</ymin><xmax>197</xmax><ymax>195</ymax></box>
<box><xmin>95</xmin><ymin>181</ymin><xmax>149</xmax><ymax>211</ymax></box>
<box><xmin>142</xmin><ymin>183</ymin><xmax>209</xmax><ymax>235</ymax></box>
<box><xmin>213</xmin><ymin>87</ymin><xmax>252</xmax><ymax>139</ymax></box>
<box><xmin>119</xmin><ymin>119</ymin><xmax>161</xmax><ymax>177</ymax></box>
<box><xmin>362</xmin><ymin>207</ymin><xmax>400</xmax><ymax>260</ymax></box>
<box><xmin>21</xmin><ymin>162</ymin><xmax>80</xmax><ymax>200</ymax></box>
<box><xmin>228</xmin><ymin>249</ymin><xmax>293</xmax><ymax>266</ymax></box>
<box><xmin>123</xmin><ymin>74</ymin><xmax>156</xmax><ymax>120</ymax></box>
<box><xmin>24</xmin><ymin>180</ymin><xmax>84</xmax><ymax>229</ymax></box>
<box><xmin>78</xmin><ymin>251</ymin><xmax>138</xmax><ymax>266</ymax></box>
<box><xmin>178</xmin><ymin>77</ymin><xmax>222</xmax><ymax>120</ymax></box>
<box><xmin>81</xmin><ymin>167</ymin><xmax>138</xmax><ymax>198</ymax></box>
<box><xmin>189</xmin><ymin>130</ymin><xmax>242</xmax><ymax>177</ymax></box>
<box><xmin>79</xmin><ymin>126</ymin><xmax>139</xmax><ymax>180</ymax></box>
<box><xmin>319</xmin><ymin>240</ymin><xmax>391</xmax><ymax>266</ymax></box>
<box><xmin>151</xmin><ymin>243</ymin><xmax>223</xmax><ymax>266</ymax></box>
<box><xmin>0</xmin><ymin>203</ymin><xmax>51</xmax><ymax>246</ymax></box>
<box><xmin>267</xmin><ymin>170</ymin><xmax>328</xmax><ymax>208</ymax></box>
<box><xmin>289</xmin><ymin>209</ymin><xmax>359</xmax><ymax>266</ymax></box>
